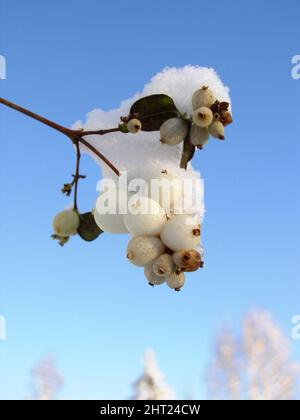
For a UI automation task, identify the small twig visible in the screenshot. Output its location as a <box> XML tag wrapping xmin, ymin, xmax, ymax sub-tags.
<box><xmin>0</xmin><ymin>97</ymin><xmax>121</xmax><ymax>177</ymax></box>
<box><xmin>82</xmin><ymin>127</ymin><xmax>121</xmax><ymax>136</ymax></box>
<box><xmin>79</xmin><ymin>137</ymin><xmax>120</xmax><ymax>177</ymax></box>
<box><xmin>73</xmin><ymin>140</ymin><xmax>81</xmax><ymax>210</ymax></box>
<box><xmin>0</xmin><ymin>97</ymin><xmax>74</xmax><ymax>137</ymax></box>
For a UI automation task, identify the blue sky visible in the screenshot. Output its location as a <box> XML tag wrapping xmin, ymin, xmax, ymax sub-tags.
<box><xmin>0</xmin><ymin>0</ymin><xmax>299</xmax><ymax>399</ymax></box>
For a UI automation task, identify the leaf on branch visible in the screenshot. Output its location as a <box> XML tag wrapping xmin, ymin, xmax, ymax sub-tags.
<box><xmin>180</xmin><ymin>134</ymin><xmax>195</xmax><ymax>170</ymax></box>
<box><xmin>129</xmin><ymin>94</ymin><xmax>179</xmax><ymax>131</ymax></box>
<box><xmin>77</xmin><ymin>212</ymin><xmax>103</xmax><ymax>242</ymax></box>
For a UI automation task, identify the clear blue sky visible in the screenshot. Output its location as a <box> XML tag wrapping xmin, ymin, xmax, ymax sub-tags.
<box><xmin>0</xmin><ymin>0</ymin><xmax>299</xmax><ymax>399</ymax></box>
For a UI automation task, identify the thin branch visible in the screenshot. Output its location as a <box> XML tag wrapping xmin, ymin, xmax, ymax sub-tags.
<box><xmin>73</xmin><ymin>141</ymin><xmax>81</xmax><ymax>211</ymax></box>
<box><xmin>79</xmin><ymin>137</ymin><xmax>120</xmax><ymax>177</ymax></box>
<box><xmin>82</xmin><ymin>127</ymin><xmax>121</xmax><ymax>136</ymax></box>
<box><xmin>0</xmin><ymin>97</ymin><xmax>121</xmax><ymax>177</ymax></box>
<box><xmin>0</xmin><ymin>97</ymin><xmax>75</xmax><ymax>137</ymax></box>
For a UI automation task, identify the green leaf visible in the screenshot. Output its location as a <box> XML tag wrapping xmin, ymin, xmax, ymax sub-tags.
<box><xmin>180</xmin><ymin>134</ymin><xmax>195</xmax><ymax>170</ymax></box>
<box><xmin>129</xmin><ymin>94</ymin><xmax>179</xmax><ymax>131</ymax></box>
<box><xmin>77</xmin><ymin>212</ymin><xmax>103</xmax><ymax>242</ymax></box>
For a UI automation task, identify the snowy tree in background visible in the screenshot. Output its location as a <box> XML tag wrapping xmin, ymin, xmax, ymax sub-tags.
<box><xmin>30</xmin><ymin>355</ymin><xmax>63</xmax><ymax>400</ymax></box>
<box><xmin>207</xmin><ymin>310</ymin><xmax>300</xmax><ymax>400</ymax></box>
<box><xmin>133</xmin><ymin>349</ymin><xmax>175</xmax><ymax>400</ymax></box>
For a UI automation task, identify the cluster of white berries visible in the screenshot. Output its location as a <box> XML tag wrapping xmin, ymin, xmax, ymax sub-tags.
<box><xmin>126</xmin><ymin>209</ymin><xmax>202</xmax><ymax>292</ymax></box>
<box><xmin>125</xmin><ymin>86</ymin><xmax>232</xmax><ymax>152</ymax></box>
<box><xmin>93</xmin><ymin>189</ymin><xmax>203</xmax><ymax>292</ymax></box>
<box><xmin>160</xmin><ymin>86</ymin><xmax>232</xmax><ymax>149</ymax></box>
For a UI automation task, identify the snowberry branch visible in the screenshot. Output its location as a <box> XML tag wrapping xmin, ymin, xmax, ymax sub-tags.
<box><xmin>0</xmin><ymin>97</ymin><xmax>121</xmax><ymax>177</ymax></box>
<box><xmin>73</xmin><ymin>140</ymin><xmax>81</xmax><ymax>211</ymax></box>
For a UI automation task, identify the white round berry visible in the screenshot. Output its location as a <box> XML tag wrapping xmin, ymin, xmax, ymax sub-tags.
<box><xmin>152</xmin><ymin>253</ymin><xmax>174</xmax><ymax>277</ymax></box>
<box><xmin>127</xmin><ymin>118</ymin><xmax>142</xmax><ymax>134</ymax></box>
<box><xmin>94</xmin><ymin>189</ymin><xmax>129</xmax><ymax>234</ymax></box>
<box><xmin>193</xmin><ymin>107</ymin><xmax>213</xmax><ymax>128</ymax></box>
<box><xmin>192</xmin><ymin>86</ymin><xmax>215</xmax><ymax>110</ymax></box>
<box><xmin>208</xmin><ymin>120</ymin><xmax>225</xmax><ymax>140</ymax></box>
<box><xmin>190</xmin><ymin>124</ymin><xmax>209</xmax><ymax>148</ymax></box>
<box><xmin>166</xmin><ymin>271</ymin><xmax>185</xmax><ymax>291</ymax></box>
<box><xmin>160</xmin><ymin>214</ymin><xmax>201</xmax><ymax>251</ymax></box>
<box><xmin>160</xmin><ymin>118</ymin><xmax>188</xmax><ymax>145</ymax></box>
<box><xmin>148</xmin><ymin>170</ymin><xmax>183</xmax><ymax>215</ymax></box>
<box><xmin>126</xmin><ymin>236</ymin><xmax>165</xmax><ymax>267</ymax></box>
<box><xmin>144</xmin><ymin>264</ymin><xmax>166</xmax><ymax>286</ymax></box>
<box><xmin>124</xmin><ymin>197</ymin><xmax>167</xmax><ymax>237</ymax></box>
<box><xmin>53</xmin><ymin>210</ymin><xmax>80</xmax><ymax>237</ymax></box>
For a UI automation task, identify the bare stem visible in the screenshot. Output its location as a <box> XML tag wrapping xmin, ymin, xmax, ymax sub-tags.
<box><xmin>0</xmin><ymin>97</ymin><xmax>121</xmax><ymax>177</ymax></box>
<box><xmin>79</xmin><ymin>137</ymin><xmax>120</xmax><ymax>176</ymax></box>
<box><xmin>0</xmin><ymin>97</ymin><xmax>74</xmax><ymax>137</ymax></box>
<box><xmin>83</xmin><ymin>127</ymin><xmax>121</xmax><ymax>136</ymax></box>
<box><xmin>73</xmin><ymin>141</ymin><xmax>81</xmax><ymax>210</ymax></box>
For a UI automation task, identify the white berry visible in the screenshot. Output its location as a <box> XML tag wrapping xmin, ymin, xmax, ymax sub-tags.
<box><xmin>53</xmin><ymin>210</ymin><xmax>80</xmax><ymax>237</ymax></box>
<box><xmin>148</xmin><ymin>170</ymin><xmax>183</xmax><ymax>214</ymax></box>
<box><xmin>94</xmin><ymin>189</ymin><xmax>128</xmax><ymax>234</ymax></box>
<box><xmin>193</xmin><ymin>107</ymin><xmax>213</xmax><ymax>128</ymax></box>
<box><xmin>190</xmin><ymin>124</ymin><xmax>209</xmax><ymax>148</ymax></box>
<box><xmin>124</xmin><ymin>197</ymin><xmax>167</xmax><ymax>237</ymax></box>
<box><xmin>166</xmin><ymin>271</ymin><xmax>185</xmax><ymax>291</ymax></box>
<box><xmin>192</xmin><ymin>86</ymin><xmax>215</xmax><ymax>110</ymax></box>
<box><xmin>160</xmin><ymin>118</ymin><xmax>188</xmax><ymax>145</ymax></box>
<box><xmin>209</xmin><ymin>120</ymin><xmax>225</xmax><ymax>140</ymax></box>
<box><xmin>152</xmin><ymin>253</ymin><xmax>174</xmax><ymax>277</ymax></box>
<box><xmin>127</xmin><ymin>118</ymin><xmax>142</xmax><ymax>134</ymax></box>
<box><xmin>160</xmin><ymin>214</ymin><xmax>201</xmax><ymax>251</ymax></box>
<box><xmin>144</xmin><ymin>264</ymin><xmax>166</xmax><ymax>286</ymax></box>
<box><xmin>126</xmin><ymin>236</ymin><xmax>165</xmax><ymax>267</ymax></box>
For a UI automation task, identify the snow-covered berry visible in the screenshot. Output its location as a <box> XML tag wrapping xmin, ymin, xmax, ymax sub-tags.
<box><xmin>94</xmin><ymin>189</ymin><xmax>128</xmax><ymax>234</ymax></box>
<box><xmin>148</xmin><ymin>170</ymin><xmax>183</xmax><ymax>215</ymax></box>
<box><xmin>166</xmin><ymin>271</ymin><xmax>185</xmax><ymax>291</ymax></box>
<box><xmin>126</xmin><ymin>236</ymin><xmax>165</xmax><ymax>267</ymax></box>
<box><xmin>160</xmin><ymin>118</ymin><xmax>188</xmax><ymax>145</ymax></box>
<box><xmin>193</xmin><ymin>107</ymin><xmax>213</xmax><ymax>128</ymax></box>
<box><xmin>53</xmin><ymin>210</ymin><xmax>80</xmax><ymax>237</ymax></box>
<box><xmin>172</xmin><ymin>249</ymin><xmax>203</xmax><ymax>272</ymax></box>
<box><xmin>124</xmin><ymin>197</ymin><xmax>167</xmax><ymax>237</ymax></box>
<box><xmin>208</xmin><ymin>120</ymin><xmax>225</xmax><ymax>140</ymax></box>
<box><xmin>144</xmin><ymin>264</ymin><xmax>166</xmax><ymax>286</ymax></box>
<box><xmin>192</xmin><ymin>86</ymin><xmax>215</xmax><ymax>110</ymax></box>
<box><xmin>152</xmin><ymin>253</ymin><xmax>174</xmax><ymax>277</ymax></box>
<box><xmin>160</xmin><ymin>214</ymin><xmax>201</xmax><ymax>251</ymax></box>
<box><xmin>127</xmin><ymin>118</ymin><xmax>142</xmax><ymax>134</ymax></box>
<box><xmin>190</xmin><ymin>124</ymin><xmax>209</xmax><ymax>148</ymax></box>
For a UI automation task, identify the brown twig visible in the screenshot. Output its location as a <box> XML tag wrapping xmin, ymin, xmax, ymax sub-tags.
<box><xmin>0</xmin><ymin>97</ymin><xmax>121</xmax><ymax>176</ymax></box>
<box><xmin>82</xmin><ymin>127</ymin><xmax>121</xmax><ymax>136</ymax></box>
<box><xmin>79</xmin><ymin>137</ymin><xmax>120</xmax><ymax>176</ymax></box>
<box><xmin>73</xmin><ymin>141</ymin><xmax>81</xmax><ymax>210</ymax></box>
